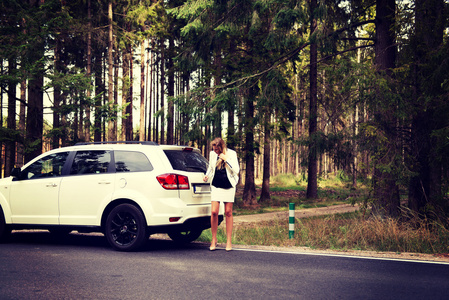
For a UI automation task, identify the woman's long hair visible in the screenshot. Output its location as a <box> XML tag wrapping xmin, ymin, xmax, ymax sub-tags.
<box><xmin>212</xmin><ymin>137</ymin><xmax>227</xmax><ymax>170</ymax></box>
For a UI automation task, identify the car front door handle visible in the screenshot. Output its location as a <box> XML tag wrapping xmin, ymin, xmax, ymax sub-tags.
<box><xmin>46</xmin><ymin>183</ymin><xmax>57</xmax><ymax>187</ymax></box>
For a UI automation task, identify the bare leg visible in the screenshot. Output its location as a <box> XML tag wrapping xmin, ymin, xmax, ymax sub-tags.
<box><xmin>210</xmin><ymin>201</ymin><xmax>220</xmax><ymax>250</ymax></box>
<box><xmin>224</xmin><ymin>202</ymin><xmax>233</xmax><ymax>251</ymax></box>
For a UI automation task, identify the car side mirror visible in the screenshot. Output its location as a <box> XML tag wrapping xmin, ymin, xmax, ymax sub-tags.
<box><xmin>10</xmin><ymin>167</ymin><xmax>21</xmax><ymax>178</ymax></box>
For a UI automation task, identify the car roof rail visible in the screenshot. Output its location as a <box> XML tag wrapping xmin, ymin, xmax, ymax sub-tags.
<box><xmin>75</xmin><ymin>141</ymin><xmax>159</xmax><ymax>146</ymax></box>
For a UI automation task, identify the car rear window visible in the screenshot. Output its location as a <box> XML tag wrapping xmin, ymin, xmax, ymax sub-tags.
<box><xmin>114</xmin><ymin>151</ymin><xmax>153</xmax><ymax>172</ymax></box>
<box><xmin>163</xmin><ymin>150</ymin><xmax>208</xmax><ymax>173</ymax></box>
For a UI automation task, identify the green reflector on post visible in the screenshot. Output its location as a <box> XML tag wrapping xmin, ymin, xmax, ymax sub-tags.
<box><xmin>289</xmin><ymin>203</ymin><xmax>295</xmax><ymax>239</ymax></box>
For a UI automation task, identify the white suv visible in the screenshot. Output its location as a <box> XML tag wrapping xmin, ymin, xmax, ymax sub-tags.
<box><xmin>0</xmin><ymin>142</ymin><xmax>222</xmax><ymax>251</ymax></box>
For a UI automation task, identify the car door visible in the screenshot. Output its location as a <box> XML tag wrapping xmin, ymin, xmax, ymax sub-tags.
<box><xmin>9</xmin><ymin>152</ymin><xmax>69</xmax><ymax>224</ymax></box>
<box><xmin>112</xmin><ymin>149</ymin><xmax>157</xmax><ymax>204</ymax></box>
<box><xmin>58</xmin><ymin>150</ymin><xmax>115</xmax><ymax>226</ymax></box>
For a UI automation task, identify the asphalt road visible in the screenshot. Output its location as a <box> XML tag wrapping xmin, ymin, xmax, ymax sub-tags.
<box><xmin>0</xmin><ymin>231</ymin><xmax>449</xmax><ymax>300</ymax></box>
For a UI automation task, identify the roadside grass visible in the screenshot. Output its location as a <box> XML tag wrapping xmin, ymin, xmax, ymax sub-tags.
<box><xmin>198</xmin><ymin>174</ymin><xmax>449</xmax><ymax>255</ymax></box>
<box><xmin>199</xmin><ymin>211</ymin><xmax>449</xmax><ymax>254</ymax></box>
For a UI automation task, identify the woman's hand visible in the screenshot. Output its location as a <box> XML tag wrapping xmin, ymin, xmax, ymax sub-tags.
<box><xmin>218</xmin><ymin>153</ymin><xmax>227</xmax><ymax>161</ymax></box>
<box><xmin>203</xmin><ymin>176</ymin><xmax>208</xmax><ymax>182</ymax></box>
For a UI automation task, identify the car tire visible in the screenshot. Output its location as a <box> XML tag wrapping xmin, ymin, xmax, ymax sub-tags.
<box><xmin>105</xmin><ymin>203</ymin><xmax>148</xmax><ymax>251</ymax></box>
<box><xmin>0</xmin><ymin>209</ymin><xmax>11</xmax><ymax>243</ymax></box>
<box><xmin>168</xmin><ymin>229</ymin><xmax>203</xmax><ymax>244</ymax></box>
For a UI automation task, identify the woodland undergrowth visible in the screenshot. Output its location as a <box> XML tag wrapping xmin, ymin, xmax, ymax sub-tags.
<box><xmin>199</xmin><ymin>174</ymin><xmax>449</xmax><ymax>255</ymax></box>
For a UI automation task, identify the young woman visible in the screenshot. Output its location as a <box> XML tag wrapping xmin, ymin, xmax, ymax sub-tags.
<box><xmin>203</xmin><ymin>137</ymin><xmax>239</xmax><ymax>251</ymax></box>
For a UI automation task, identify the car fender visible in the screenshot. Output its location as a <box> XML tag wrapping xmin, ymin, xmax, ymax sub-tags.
<box><xmin>96</xmin><ymin>189</ymin><xmax>157</xmax><ymax>226</ymax></box>
<box><xmin>0</xmin><ymin>177</ymin><xmax>13</xmax><ymax>223</ymax></box>
<box><xmin>105</xmin><ymin>188</ymin><xmax>187</xmax><ymax>226</ymax></box>
<box><xmin>0</xmin><ymin>198</ymin><xmax>12</xmax><ymax>224</ymax></box>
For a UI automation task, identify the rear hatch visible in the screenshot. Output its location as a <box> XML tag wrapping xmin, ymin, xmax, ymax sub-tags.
<box><xmin>163</xmin><ymin>147</ymin><xmax>211</xmax><ymax>205</ymax></box>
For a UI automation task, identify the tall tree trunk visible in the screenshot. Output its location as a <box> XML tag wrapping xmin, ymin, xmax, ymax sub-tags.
<box><xmin>94</xmin><ymin>50</ymin><xmax>103</xmax><ymax>142</ymax></box>
<box><xmin>204</xmin><ymin>73</ymin><xmax>211</xmax><ymax>156</ymax></box>
<box><xmin>53</xmin><ymin>38</ymin><xmax>62</xmax><ymax>149</ymax></box>
<box><xmin>179</xmin><ymin>73</ymin><xmax>189</xmax><ymax>145</ymax></box>
<box><xmin>408</xmin><ymin>0</ymin><xmax>445</xmax><ymax>215</ymax></box>
<box><xmin>226</xmin><ymin>41</ymin><xmax>237</xmax><ymax>150</ymax></box>
<box><xmin>107</xmin><ymin>1</ymin><xmax>116</xmax><ymax>141</ymax></box>
<box><xmin>260</xmin><ymin>113</ymin><xmax>271</xmax><ymax>202</ymax></box>
<box><xmin>25</xmin><ymin>9</ymin><xmax>44</xmax><ymax>163</ymax></box>
<box><xmin>139</xmin><ymin>38</ymin><xmax>146</xmax><ymax>141</ymax></box>
<box><xmin>5</xmin><ymin>59</ymin><xmax>16</xmax><ymax>177</ymax></box>
<box><xmin>166</xmin><ymin>37</ymin><xmax>175</xmax><ymax>144</ymax></box>
<box><xmin>154</xmin><ymin>53</ymin><xmax>159</xmax><ymax>143</ymax></box>
<box><xmin>147</xmin><ymin>42</ymin><xmax>154</xmax><ymax>141</ymax></box>
<box><xmin>85</xmin><ymin>0</ymin><xmax>92</xmax><ymax>142</ymax></box>
<box><xmin>25</xmin><ymin>72</ymin><xmax>44</xmax><ymax>163</ymax></box>
<box><xmin>18</xmin><ymin>79</ymin><xmax>26</xmax><ymax>167</ymax></box>
<box><xmin>213</xmin><ymin>49</ymin><xmax>222</xmax><ymax>139</ymax></box>
<box><xmin>122</xmin><ymin>49</ymin><xmax>130</xmax><ymax>141</ymax></box>
<box><xmin>371</xmin><ymin>0</ymin><xmax>399</xmax><ymax>217</ymax></box>
<box><xmin>114</xmin><ymin>52</ymin><xmax>119</xmax><ymax>139</ymax></box>
<box><xmin>242</xmin><ymin>87</ymin><xmax>258</xmax><ymax>207</ymax></box>
<box><xmin>352</xmin><ymin>102</ymin><xmax>359</xmax><ymax>189</ymax></box>
<box><xmin>160</xmin><ymin>40</ymin><xmax>165</xmax><ymax>144</ymax></box>
<box><xmin>60</xmin><ymin>87</ymin><xmax>68</xmax><ymax>147</ymax></box>
<box><xmin>127</xmin><ymin>48</ymin><xmax>134</xmax><ymax>140</ymax></box>
<box><xmin>227</xmin><ymin>102</ymin><xmax>235</xmax><ymax>149</ymax></box>
<box><xmin>352</xmin><ymin>46</ymin><xmax>363</xmax><ymax>188</ymax></box>
<box><xmin>306</xmin><ymin>0</ymin><xmax>318</xmax><ymax>199</ymax></box>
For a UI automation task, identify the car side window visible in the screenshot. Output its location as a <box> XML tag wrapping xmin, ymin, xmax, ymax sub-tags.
<box><xmin>70</xmin><ymin>150</ymin><xmax>111</xmax><ymax>175</ymax></box>
<box><xmin>114</xmin><ymin>151</ymin><xmax>153</xmax><ymax>172</ymax></box>
<box><xmin>19</xmin><ymin>152</ymin><xmax>69</xmax><ymax>180</ymax></box>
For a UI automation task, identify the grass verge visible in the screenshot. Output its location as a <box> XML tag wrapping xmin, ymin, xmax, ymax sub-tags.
<box><xmin>198</xmin><ymin>211</ymin><xmax>449</xmax><ymax>254</ymax></box>
<box><xmin>198</xmin><ymin>174</ymin><xmax>449</xmax><ymax>255</ymax></box>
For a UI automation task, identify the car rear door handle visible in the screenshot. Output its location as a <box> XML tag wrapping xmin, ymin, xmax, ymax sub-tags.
<box><xmin>46</xmin><ymin>183</ymin><xmax>57</xmax><ymax>187</ymax></box>
<box><xmin>98</xmin><ymin>181</ymin><xmax>111</xmax><ymax>185</ymax></box>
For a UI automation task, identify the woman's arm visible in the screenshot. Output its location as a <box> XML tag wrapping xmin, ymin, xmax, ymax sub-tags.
<box><xmin>203</xmin><ymin>152</ymin><xmax>215</xmax><ymax>181</ymax></box>
<box><xmin>225</xmin><ymin>149</ymin><xmax>239</xmax><ymax>175</ymax></box>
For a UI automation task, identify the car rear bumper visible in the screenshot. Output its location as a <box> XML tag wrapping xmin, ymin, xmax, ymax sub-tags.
<box><xmin>148</xmin><ymin>215</ymin><xmax>224</xmax><ymax>234</ymax></box>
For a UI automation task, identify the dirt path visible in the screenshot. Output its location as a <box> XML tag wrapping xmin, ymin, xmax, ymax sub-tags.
<box><xmin>233</xmin><ymin>203</ymin><xmax>359</xmax><ymax>226</ymax></box>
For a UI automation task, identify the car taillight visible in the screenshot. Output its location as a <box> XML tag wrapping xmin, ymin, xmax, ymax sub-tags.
<box><xmin>156</xmin><ymin>174</ymin><xmax>190</xmax><ymax>190</ymax></box>
<box><xmin>177</xmin><ymin>175</ymin><xmax>190</xmax><ymax>189</ymax></box>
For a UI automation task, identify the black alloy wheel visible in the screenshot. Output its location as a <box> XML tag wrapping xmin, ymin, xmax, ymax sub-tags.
<box><xmin>105</xmin><ymin>203</ymin><xmax>148</xmax><ymax>251</ymax></box>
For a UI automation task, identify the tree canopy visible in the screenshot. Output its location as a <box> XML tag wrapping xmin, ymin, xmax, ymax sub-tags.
<box><xmin>1</xmin><ymin>0</ymin><xmax>449</xmax><ymax>219</ymax></box>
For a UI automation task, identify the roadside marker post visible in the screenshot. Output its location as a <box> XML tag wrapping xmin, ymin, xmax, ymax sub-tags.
<box><xmin>289</xmin><ymin>203</ymin><xmax>295</xmax><ymax>239</ymax></box>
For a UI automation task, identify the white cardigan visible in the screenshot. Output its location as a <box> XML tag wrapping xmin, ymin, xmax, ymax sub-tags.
<box><xmin>205</xmin><ymin>148</ymin><xmax>240</xmax><ymax>187</ymax></box>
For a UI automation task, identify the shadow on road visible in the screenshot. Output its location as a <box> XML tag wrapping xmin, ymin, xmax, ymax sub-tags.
<box><xmin>5</xmin><ymin>230</ymin><xmax>204</xmax><ymax>252</ymax></box>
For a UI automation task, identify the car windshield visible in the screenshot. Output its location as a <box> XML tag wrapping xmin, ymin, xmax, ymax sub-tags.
<box><xmin>163</xmin><ymin>150</ymin><xmax>208</xmax><ymax>173</ymax></box>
